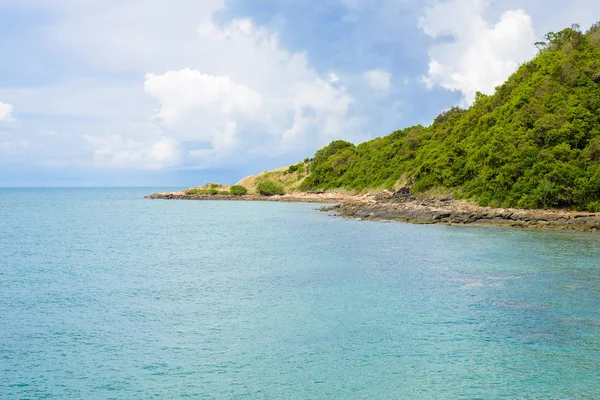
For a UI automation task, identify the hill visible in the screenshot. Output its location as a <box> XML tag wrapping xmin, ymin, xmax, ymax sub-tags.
<box><xmin>236</xmin><ymin>161</ymin><xmax>309</xmax><ymax>194</ymax></box>
<box><xmin>298</xmin><ymin>23</ymin><xmax>600</xmax><ymax>211</ymax></box>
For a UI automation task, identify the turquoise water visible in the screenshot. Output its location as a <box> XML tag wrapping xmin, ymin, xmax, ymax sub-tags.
<box><xmin>1</xmin><ymin>188</ymin><xmax>600</xmax><ymax>399</ymax></box>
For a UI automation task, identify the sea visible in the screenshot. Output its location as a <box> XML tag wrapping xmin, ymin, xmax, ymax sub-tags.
<box><xmin>1</xmin><ymin>188</ymin><xmax>600</xmax><ymax>399</ymax></box>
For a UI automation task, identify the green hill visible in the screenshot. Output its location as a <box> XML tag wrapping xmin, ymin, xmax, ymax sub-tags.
<box><xmin>299</xmin><ymin>23</ymin><xmax>600</xmax><ymax>211</ymax></box>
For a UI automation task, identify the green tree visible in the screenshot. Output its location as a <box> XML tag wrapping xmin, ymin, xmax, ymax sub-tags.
<box><xmin>297</xmin><ymin>23</ymin><xmax>600</xmax><ymax>210</ymax></box>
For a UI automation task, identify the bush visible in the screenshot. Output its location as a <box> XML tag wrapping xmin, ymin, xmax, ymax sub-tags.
<box><xmin>287</xmin><ymin>162</ymin><xmax>305</xmax><ymax>174</ymax></box>
<box><xmin>230</xmin><ymin>185</ymin><xmax>248</xmax><ymax>196</ymax></box>
<box><xmin>588</xmin><ymin>201</ymin><xmax>600</xmax><ymax>212</ymax></box>
<box><xmin>184</xmin><ymin>188</ymin><xmax>225</xmax><ymax>195</ymax></box>
<box><xmin>258</xmin><ymin>181</ymin><xmax>285</xmax><ymax>196</ymax></box>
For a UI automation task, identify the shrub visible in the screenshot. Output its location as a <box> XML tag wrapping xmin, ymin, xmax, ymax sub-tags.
<box><xmin>583</xmin><ymin>139</ymin><xmax>600</xmax><ymax>162</ymax></box>
<box><xmin>230</xmin><ymin>185</ymin><xmax>248</xmax><ymax>196</ymax></box>
<box><xmin>184</xmin><ymin>188</ymin><xmax>224</xmax><ymax>195</ymax></box>
<box><xmin>588</xmin><ymin>201</ymin><xmax>600</xmax><ymax>212</ymax></box>
<box><xmin>258</xmin><ymin>181</ymin><xmax>285</xmax><ymax>196</ymax></box>
<box><xmin>287</xmin><ymin>162</ymin><xmax>305</xmax><ymax>174</ymax></box>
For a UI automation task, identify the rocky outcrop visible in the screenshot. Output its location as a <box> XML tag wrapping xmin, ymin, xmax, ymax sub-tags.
<box><xmin>320</xmin><ymin>197</ymin><xmax>600</xmax><ymax>232</ymax></box>
<box><xmin>144</xmin><ymin>192</ymin><xmax>346</xmax><ymax>203</ymax></box>
<box><xmin>145</xmin><ymin>192</ymin><xmax>246</xmax><ymax>201</ymax></box>
<box><xmin>147</xmin><ymin>190</ymin><xmax>600</xmax><ymax>232</ymax></box>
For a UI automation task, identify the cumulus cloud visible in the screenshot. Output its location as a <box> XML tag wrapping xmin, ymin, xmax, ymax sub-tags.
<box><xmin>0</xmin><ymin>102</ymin><xmax>15</xmax><ymax>122</ymax></box>
<box><xmin>145</xmin><ymin>69</ymin><xmax>263</xmax><ymax>126</ymax></box>
<box><xmin>420</xmin><ymin>0</ymin><xmax>536</xmax><ymax>105</ymax></box>
<box><xmin>144</xmin><ymin>69</ymin><xmax>262</xmax><ymax>154</ymax></box>
<box><xmin>12</xmin><ymin>2</ymin><xmax>360</xmax><ymax>170</ymax></box>
<box><xmin>143</xmin><ymin>18</ymin><xmax>356</xmax><ymax>168</ymax></box>
<box><xmin>364</xmin><ymin>69</ymin><xmax>392</xmax><ymax>91</ymax></box>
<box><xmin>0</xmin><ymin>1</ymin><xmax>364</xmax><ymax>172</ymax></box>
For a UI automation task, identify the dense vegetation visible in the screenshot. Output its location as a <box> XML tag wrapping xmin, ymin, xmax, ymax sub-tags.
<box><xmin>300</xmin><ymin>24</ymin><xmax>600</xmax><ymax>211</ymax></box>
<box><xmin>230</xmin><ymin>185</ymin><xmax>248</xmax><ymax>196</ymax></box>
<box><xmin>258</xmin><ymin>181</ymin><xmax>285</xmax><ymax>196</ymax></box>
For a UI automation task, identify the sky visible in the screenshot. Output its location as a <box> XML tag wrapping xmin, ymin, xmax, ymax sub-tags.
<box><xmin>0</xmin><ymin>0</ymin><xmax>599</xmax><ymax>187</ymax></box>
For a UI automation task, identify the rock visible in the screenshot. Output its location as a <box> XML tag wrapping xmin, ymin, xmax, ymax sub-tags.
<box><xmin>146</xmin><ymin>189</ymin><xmax>600</xmax><ymax>232</ymax></box>
<box><xmin>374</xmin><ymin>192</ymin><xmax>393</xmax><ymax>201</ymax></box>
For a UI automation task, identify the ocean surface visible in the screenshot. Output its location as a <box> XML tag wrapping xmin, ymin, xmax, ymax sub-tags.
<box><xmin>1</xmin><ymin>188</ymin><xmax>600</xmax><ymax>399</ymax></box>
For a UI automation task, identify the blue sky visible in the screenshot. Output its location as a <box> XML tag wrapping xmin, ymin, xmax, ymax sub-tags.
<box><xmin>0</xmin><ymin>0</ymin><xmax>599</xmax><ymax>187</ymax></box>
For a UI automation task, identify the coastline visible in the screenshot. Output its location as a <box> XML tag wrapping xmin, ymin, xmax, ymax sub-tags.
<box><xmin>144</xmin><ymin>191</ymin><xmax>351</xmax><ymax>203</ymax></box>
<box><xmin>145</xmin><ymin>191</ymin><xmax>600</xmax><ymax>232</ymax></box>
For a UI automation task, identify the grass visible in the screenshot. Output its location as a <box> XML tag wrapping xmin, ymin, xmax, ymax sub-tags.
<box><xmin>236</xmin><ymin>162</ymin><xmax>310</xmax><ymax>194</ymax></box>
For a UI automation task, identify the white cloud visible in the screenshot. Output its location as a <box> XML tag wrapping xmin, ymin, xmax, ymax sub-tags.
<box><xmin>420</xmin><ymin>0</ymin><xmax>536</xmax><ymax>105</ymax></box>
<box><xmin>7</xmin><ymin>2</ymin><xmax>359</xmax><ymax>170</ymax></box>
<box><xmin>364</xmin><ymin>69</ymin><xmax>392</xmax><ymax>91</ymax></box>
<box><xmin>83</xmin><ymin>134</ymin><xmax>180</xmax><ymax>169</ymax></box>
<box><xmin>142</xmin><ymin>18</ymin><xmax>357</xmax><ymax>168</ymax></box>
<box><xmin>144</xmin><ymin>69</ymin><xmax>261</xmax><ymax>154</ymax></box>
<box><xmin>145</xmin><ymin>69</ymin><xmax>263</xmax><ymax>126</ymax></box>
<box><xmin>0</xmin><ymin>102</ymin><xmax>15</xmax><ymax>122</ymax></box>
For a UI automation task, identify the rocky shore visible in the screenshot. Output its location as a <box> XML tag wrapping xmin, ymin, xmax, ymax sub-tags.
<box><xmin>146</xmin><ymin>190</ymin><xmax>600</xmax><ymax>232</ymax></box>
<box><xmin>144</xmin><ymin>191</ymin><xmax>352</xmax><ymax>203</ymax></box>
<box><xmin>321</xmin><ymin>192</ymin><xmax>600</xmax><ymax>232</ymax></box>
